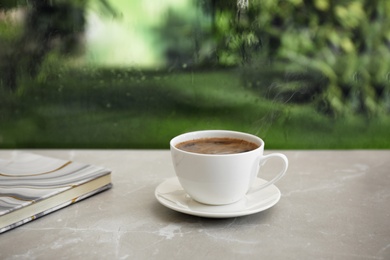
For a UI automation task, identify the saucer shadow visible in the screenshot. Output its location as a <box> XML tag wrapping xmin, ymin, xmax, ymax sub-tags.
<box><xmin>151</xmin><ymin>200</ymin><xmax>277</xmax><ymax>224</ymax></box>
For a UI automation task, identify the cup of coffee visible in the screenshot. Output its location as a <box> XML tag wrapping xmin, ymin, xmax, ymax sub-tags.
<box><xmin>170</xmin><ymin>130</ymin><xmax>288</xmax><ymax>205</ymax></box>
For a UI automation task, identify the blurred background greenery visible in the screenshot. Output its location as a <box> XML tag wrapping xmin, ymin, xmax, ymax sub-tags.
<box><xmin>0</xmin><ymin>0</ymin><xmax>389</xmax><ymax>149</ymax></box>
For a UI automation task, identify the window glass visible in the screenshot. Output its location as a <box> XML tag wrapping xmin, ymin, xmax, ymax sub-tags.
<box><xmin>1</xmin><ymin>0</ymin><xmax>389</xmax><ymax>149</ymax></box>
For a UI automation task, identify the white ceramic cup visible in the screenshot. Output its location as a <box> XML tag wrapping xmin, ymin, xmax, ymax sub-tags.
<box><xmin>170</xmin><ymin>130</ymin><xmax>288</xmax><ymax>205</ymax></box>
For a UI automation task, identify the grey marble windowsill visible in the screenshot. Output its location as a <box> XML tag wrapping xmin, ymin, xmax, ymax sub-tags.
<box><xmin>0</xmin><ymin>150</ymin><xmax>389</xmax><ymax>259</ymax></box>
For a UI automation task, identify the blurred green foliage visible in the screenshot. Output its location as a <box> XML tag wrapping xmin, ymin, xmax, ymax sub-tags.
<box><xmin>199</xmin><ymin>0</ymin><xmax>390</xmax><ymax>117</ymax></box>
<box><xmin>0</xmin><ymin>0</ymin><xmax>116</xmax><ymax>93</ymax></box>
<box><xmin>1</xmin><ymin>0</ymin><xmax>389</xmax><ymax>148</ymax></box>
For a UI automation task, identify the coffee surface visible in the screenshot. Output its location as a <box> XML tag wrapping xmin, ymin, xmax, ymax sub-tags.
<box><xmin>176</xmin><ymin>137</ymin><xmax>259</xmax><ymax>154</ymax></box>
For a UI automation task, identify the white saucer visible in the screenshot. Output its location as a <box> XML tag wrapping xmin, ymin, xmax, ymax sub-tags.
<box><xmin>155</xmin><ymin>177</ymin><xmax>281</xmax><ymax>218</ymax></box>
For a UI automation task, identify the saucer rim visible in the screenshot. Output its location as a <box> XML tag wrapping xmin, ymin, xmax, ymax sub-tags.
<box><xmin>155</xmin><ymin>177</ymin><xmax>281</xmax><ymax>218</ymax></box>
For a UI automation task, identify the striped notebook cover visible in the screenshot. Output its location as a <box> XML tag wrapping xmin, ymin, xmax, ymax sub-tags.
<box><xmin>0</xmin><ymin>153</ymin><xmax>112</xmax><ymax>233</ymax></box>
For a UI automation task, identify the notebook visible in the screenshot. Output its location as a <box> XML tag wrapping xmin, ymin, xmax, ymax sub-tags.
<box><xmin>0</xmin><ymin>152</ymin><xmax>112</xmax><ymax>233</ymax></box>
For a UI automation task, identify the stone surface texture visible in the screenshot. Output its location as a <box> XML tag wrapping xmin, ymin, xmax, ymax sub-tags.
<box><xmin>0</xmin><ymin>150</ymin><xmax>389</xmax><ymax>260</ymax></box>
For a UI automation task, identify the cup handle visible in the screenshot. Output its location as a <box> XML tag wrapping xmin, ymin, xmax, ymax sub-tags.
<box><xmin>248</xmin><ymin>153</ymin><xmax>288</xmax><ymax>193</ymax></box>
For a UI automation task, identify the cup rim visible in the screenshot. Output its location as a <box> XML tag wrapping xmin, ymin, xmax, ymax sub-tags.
<box><xmin>170</xmin><ymin>130</ymin><xmax>263</xmax><ymax>157</ymax></box>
